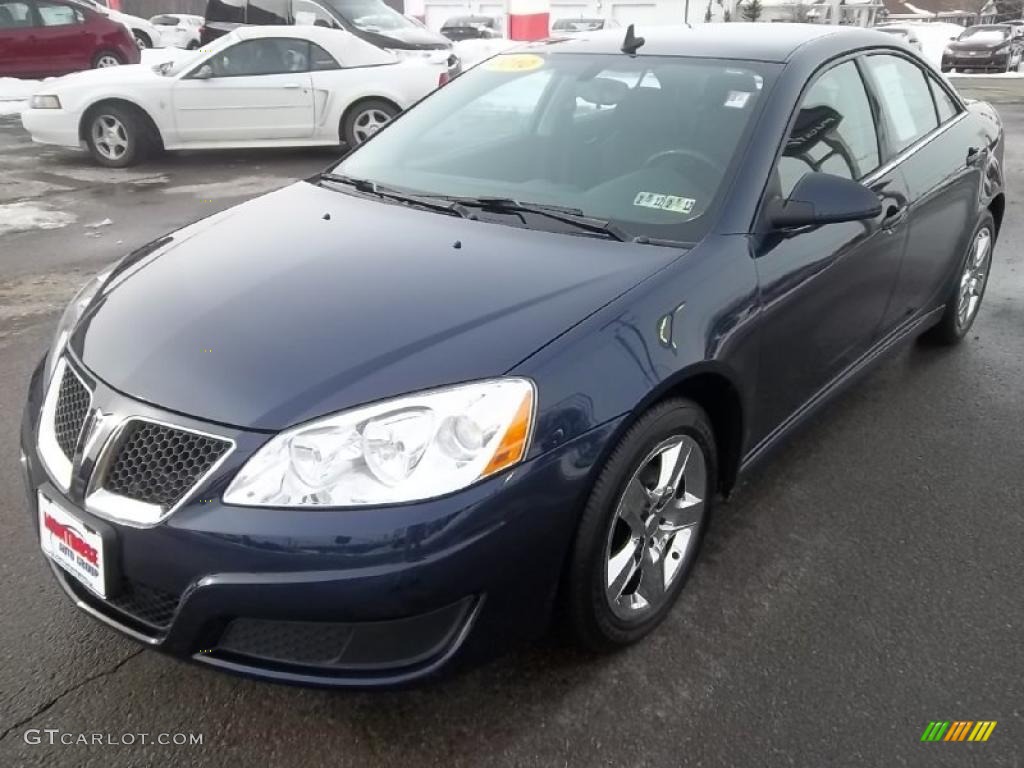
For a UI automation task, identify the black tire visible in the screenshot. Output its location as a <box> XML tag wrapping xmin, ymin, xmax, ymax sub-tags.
<box><xmin>134</xmin><ymin>31</ymin><xmax>151</xmax><ymax>49</ymax></box>
<box><xmin>565</xmin><ymin>398</ymin><xmax>717</xmax><ymax>652</ymax></box>
<box><xmin>91</xmin><ymin>50</ymin><xmax>124</xmax><ymax>69</ymax></box>
<box><xmin>83</xmin><ymin>103</ymin><xmax>153</xmax><ymax>168</ymax></box>
<box><xmin>340</xmin><ymin>98</ymin><xmax>399</xmax><ymax>147</ymax></box>
<box><xmin>920</xmin><ymin>211</ymin><xmax>995</xmax><ymax>346</ymax></box>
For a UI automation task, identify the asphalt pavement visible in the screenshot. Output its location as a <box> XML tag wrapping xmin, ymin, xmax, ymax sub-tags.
<box><xmin>0</xmin><ymin>82</ymin><xmax>1022</xmax><ymax>768</ymax></box>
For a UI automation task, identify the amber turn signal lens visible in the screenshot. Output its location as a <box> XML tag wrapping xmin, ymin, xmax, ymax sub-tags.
<box><xmin>481</xmin><ymin>389</ymin><xmax>533</xmax><ymax>477</ymax></box>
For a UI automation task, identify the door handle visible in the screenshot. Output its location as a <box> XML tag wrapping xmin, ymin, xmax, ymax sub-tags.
<box><xmin>881</xmin><ymin>204</ymin><xmax>907</xmax><ymax>231</ymax></box>
<box><xmin>281</xmin><ymin>83</ymin><xmax>303</xmax><ymax>89</ymax></box>
<box><xmin>966</xmin><ymin>146</ymin><xmax>985</xmax><ymax>167</ymax></box>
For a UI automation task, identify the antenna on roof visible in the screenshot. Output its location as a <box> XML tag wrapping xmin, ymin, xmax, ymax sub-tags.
<box><xmin>621</xmin><ymin>24</ymin><xmax>645</xmax><ymax>56</ymax></box>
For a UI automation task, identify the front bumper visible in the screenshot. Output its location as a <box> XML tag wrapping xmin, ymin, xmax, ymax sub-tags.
<box><xmin>942</xmin><ymin>53</ymin><xmax>1010</xmax><ymax>71</ymax></box>
<box><xmin>21</xmin><ymin>356</ymin><xmax>621</xmax><ymax>687</ymax></box>
<box><xmin>21</xmin><ymin>109</ymin><xmax>82</xmax><ymax>150</ymax></box>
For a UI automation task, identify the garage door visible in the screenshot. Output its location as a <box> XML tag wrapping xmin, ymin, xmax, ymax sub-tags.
<box><xmin>425</xmin><ymin>3</ymin><xmax>467</xmax><ymax>30</ymax></box>
<box><xmin>551</xmin><ymin>3</ymin><xmax>591</xmax><ymax>20</ymax></box>
<box><xmin>610</xmin><ymin>3</ymin><xmax>662</xmax><ymax>25</ymax></box>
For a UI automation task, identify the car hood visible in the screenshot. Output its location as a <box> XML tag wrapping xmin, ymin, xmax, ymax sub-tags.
<box><xmin>72</xmin><ymin>182</ymin><xmax>682</xmax><ymax>431</ymax></box>
<box><xmin>948</xmin><ymin>39</ymin><xmax>1008</xmax><ymax>51</ymax></box>
<box><xmin>48</xmin><ymin>64</ymin><xmax>164</xmax><ymax>91</ymax></box>
<box><xmin>359</xmin><ymin>25</ymin><xmax>452</xmax><ymax>50</ymax></box>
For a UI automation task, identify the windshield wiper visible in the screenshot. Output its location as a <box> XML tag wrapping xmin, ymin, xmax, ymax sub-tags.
<box><xmin>452</xmin><ymin>197</ymin><xmax>633</xmax><ymax>242</ymax></box>
<box><xmin>317</xmin><ymin>173</ymin><xmax>465</xmax><ymax>217</ymax></box>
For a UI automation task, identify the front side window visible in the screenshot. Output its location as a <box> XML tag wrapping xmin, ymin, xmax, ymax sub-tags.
<box><xmin>318</xmin><ymin>0</ymin><xmax>421</xmax><ymax>33</ymax></box>
<box><xmin>777</xmin><ymin>60</ymin><xmax>879</xmax><ymax>198</ymax></box>
<box><xmin>958</xmin><ymin>26</ymin><xmax>1009</xmax><ymax>44</ymax></box>
<box><xmin>36</xmin><ymin>0</ymin><xmax>81</xmax><ymax>25</ymax></box>
<box><xmin>0</xmin><ymin>0</ymin><xmax>31</xmax><ymax>27</ymax></box>
<box><xmin>293</xmin><ymin>0</ymin><xmax>339</xmax><ymax>28</ymax></box>
<box><xmin>336</xmin><ymin>53</ymin><xmax>777</xmax><ymax>243</ymax></box>
<box><xmin>863</xmin><ymin>54</ymin><xmax>938</xmax><ymax>154</ymax></box>
<box><xmin>248</xmin><ymin>0</ymin><xmax>289</xmax><ymax>24</ymax></box>
<box><xmin>204</xmin><ymin>38</ymin><xmax>310</xmax><ymax>77</ymax></box>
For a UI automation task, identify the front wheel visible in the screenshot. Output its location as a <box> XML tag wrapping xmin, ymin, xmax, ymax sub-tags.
<box><xmin>920</xmin><ymin>212</ymin><xmax>995</xmax><ymax>346</ymax></box>
<box><xmin>340</xmin><ymin>98</ymin><xmax>399</xmax><ymax>147</ymax></box>
<box><xmin>84</xmin><ymin>104</ymin><xmax>150</xmax><ymax>168</ymax></box>
<box><xmin>565</xmin><ymin>398</ymin><xmax>717</xmax><ymax>652</ymax></box>
<box><xmin>134</xmin><ymin>31</ymin><xmax>151</xmax><ymax>49</ymax></box>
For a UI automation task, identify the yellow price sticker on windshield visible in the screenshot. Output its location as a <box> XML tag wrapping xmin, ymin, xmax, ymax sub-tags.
<box><xmin>484</xmin><ymin>54</ymin><xmax>545</xmax><ymax>73</ymax></box>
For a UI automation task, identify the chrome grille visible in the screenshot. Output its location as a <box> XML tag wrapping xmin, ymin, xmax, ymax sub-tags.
<box><xmin>53</xmin><ymin>367</ymin><xmax>90</xmax><ymax>460</ymax></box>
<box><xmin>101</xmin><ymin>421</ymin><xmax>231</xmax><ymax>509</ymax></box>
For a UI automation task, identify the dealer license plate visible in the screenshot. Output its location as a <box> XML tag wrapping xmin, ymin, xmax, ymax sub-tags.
<box><xmin>38</xmin><ymin>493</ymin><xmax>107</xmax><ymax>597</ymax></box>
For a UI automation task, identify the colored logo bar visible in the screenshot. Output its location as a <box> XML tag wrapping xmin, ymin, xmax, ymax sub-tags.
<box><xmin>921</xmin><ymin>721</ymin><xmax>997</xmax><ymax>742</ymax></box>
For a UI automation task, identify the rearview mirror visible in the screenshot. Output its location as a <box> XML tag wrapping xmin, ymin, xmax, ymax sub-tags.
<box><xmin>191</xmin><ymin>64</ymin><xmax>214</xmax><ymax>80</ymax></box>
<box><xmin>770</xmin><ymin>172</ymin><xmax>882</xmax><ymax>229</ymax></box>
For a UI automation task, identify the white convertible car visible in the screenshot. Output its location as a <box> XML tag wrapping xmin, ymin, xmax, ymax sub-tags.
<box><xmin>20</xmin><ymin>26</ymin><xmax>445</xmax><ymax>167</ymax></box>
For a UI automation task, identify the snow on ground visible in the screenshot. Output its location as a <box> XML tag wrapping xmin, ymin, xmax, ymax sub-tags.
<box><xmin>0</xmin><ymin>202</ymin><xmax>76</xmax><ymax>236</ymax></box>
<box><xmin>913</xmin><ymin>22</ymin><xmax>964</xmax><ymax>68</ymax></box>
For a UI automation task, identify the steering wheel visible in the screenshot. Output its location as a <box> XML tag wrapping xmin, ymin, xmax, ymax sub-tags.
<box><xmin>643</xmin><ymin>148</ymin><xmax>721</xmax><ymax>179</ymax></box>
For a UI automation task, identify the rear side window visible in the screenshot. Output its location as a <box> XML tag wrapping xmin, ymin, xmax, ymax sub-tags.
<box><xmin>863</xmin><ymin>54</ymin><xmax>939</xmax><ymax>154</ymax></box>
<box><xmin>36</xmin><ymin>1</ymin><xmax>82</xmax><ymax>25</ymax></box>
<box><xmin>0</xmin><ymin>0</ymin><xmax>32</xmax><ymax>27</ymax></box>
<box><xmin>928</xmin><ymin>76</ymin><xmax>959</xmax><ymax>123</ymax></box>
<box><xmin>248</xmin><ymin>0</ymin><xmax>289</xmax><ymax>24</ymax></box>
<box><xmin>205</xmin><ymin>37</ymin><xmax>310</xmax><ymax>76</ymax></box>
<box><xmin>310</xmin><ymin>42</ymin><xmax>339</xmax><ymax>70</ymax></box>
<box><xmin>778</xmin><ymin>60</ymin><xmax>880</xmax><ymax>198</ymax></box>
<box><xmin>206</xmin><ymin>0</ymin><xmax>245</xmax><ymax>24</ymax></box>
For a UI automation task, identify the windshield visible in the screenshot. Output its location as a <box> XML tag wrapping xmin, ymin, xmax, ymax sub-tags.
<box><xmin>959</xmin><ymin>27</ymin><xmax>1008</xmax><ymax>43</ymax></box>
<box><xmin>334</xmin><ymin>53</ymin><xmax>776</xmax><ymax>243</ymax></box>
<box><xmin>322</xmin><ymin>0</ymin><xmax>416</xmax><ymax>32</ymax></box>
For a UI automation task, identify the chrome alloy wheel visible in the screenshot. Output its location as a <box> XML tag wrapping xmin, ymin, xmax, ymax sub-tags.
<box><xmin>956</xmin><ymin>226</ymin><xmax>992</xmax><ymax>331</ymax></box>
<box><xmin>95</xmin><ymin>54</ymin><xmax>121</xmax><ymax>68</ymax></box>
<box><xmin>604</xmin><ymin>435</ymin><xmax>707</xmax><ymax>620</ymax></box>
<box><xmin>351</xmin><ymin>108</ymin><xmax>392</xmax><ymax>143</ymax></box>
<box><xmin>91</xmin><ymin>115</ymin><xmax>129</xmax><ymax>162</ymax></box>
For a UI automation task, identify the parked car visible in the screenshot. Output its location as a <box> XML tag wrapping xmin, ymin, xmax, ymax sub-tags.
<box><xmin>873</xmin><ymin>24</ymin><xmax>923</xmax><ymax>53</ymax></box>
<box><xmin>76</xmin><ymin>0</ymin><xmax>164</xmax><ymax>48</ymax></box>
<box><xmin>942</xmin><ymin>23</ymin><xmax>1023</xmax><ymax>72</ymax></box>
<box><xmin>440</xmin><ymin>14</ymin><xmax>502</xmax><ymax>41</ymax></box>
<box><xmin>21</xmin><ymin>25</ymin><xmax>443</xmax><ymax>165</ymax></box>
<box><xmin>0</xmin><ymin>0</ymin><xmax>139</xmax><ymax>78</ymax></box>
<box><xmin>551</xmin><ymin>17</ymin><xmax>620</xmax><ymax>33</ymax></box>
<box><xmin>22</xmin><ymin>24</ymin><xmax>1004</xmax><ymax>687</ymax></box>
<box><xmin>149</xmin><ymin>12</ymin><xmax>203</xmax><ymax>49</ymax></box>
<box><xmin>201</xmin><ymin>0</ymin><xmax>458</xmax><ymax>75</ymax></box>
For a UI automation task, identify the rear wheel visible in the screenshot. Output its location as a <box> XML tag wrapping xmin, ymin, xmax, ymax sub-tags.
<box><xmin>565</xmin><ymin>398</ymin><xmax>716</xmax><ymax>651</ymax></box>
<box><xmin>84</xmin><ymin>104</ymin><xmax>153</xmax><ymax>168</ymax></box>
<box><xmin>92</xmin><ymin>50</ymin><xmax>124</xmax><ymax>69</ymax></box>
<box><xmin>340</xmin><ymin>98</ymin><xmax>399</xmax><ymax>147</ymax></box>
<box><xmin>920</xmin><ymin>212</ymin><xmax>995</xmax><ymax>346</ymax></box>
<box><xmin>134</xmin><ymin>31</ymin><xmax>152</xmax><ymax>49</ymax></box>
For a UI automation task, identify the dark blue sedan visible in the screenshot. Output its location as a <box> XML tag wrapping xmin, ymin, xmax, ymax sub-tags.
<box><xmin>21</xmin><ymin>23</ymin><xmax>1005</xmax><ymax>687</ymax></box>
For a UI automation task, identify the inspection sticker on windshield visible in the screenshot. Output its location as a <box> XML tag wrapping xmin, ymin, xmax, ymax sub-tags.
<box><xmin>724</xmin><ymin>90</ymin><xmax>751</xmax><ymax>109</ymax></box>
<box><xmin>633</xmin><ymin>193</ymin><xmax>695</xmax><ymax>214</ymax></box>
<box><xmin>484</xmin><ymin>54</ymin><xmax>545</xmax><ymax>73</ymax></box>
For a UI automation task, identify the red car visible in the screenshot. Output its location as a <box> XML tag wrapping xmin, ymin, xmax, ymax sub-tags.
<box><xmin>0</xmin><ymin>0</ymin><xmax>139</xmax><ymax>78</ymax></box>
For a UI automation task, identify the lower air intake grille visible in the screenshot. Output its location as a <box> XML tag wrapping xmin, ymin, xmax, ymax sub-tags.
<box><xmin>54</xmin><ymin>368</ymin><xmax>90</xmax><ymax>459</ymax></box>
<box><xmin>102</xmin><ymin>421</ymin><xmax>231</xmax><ymax>509</ymax></box>
<box><xmin>106</xmin><ymin>580</ymin><xmax>181</xmax><ymax>629</ymax></box>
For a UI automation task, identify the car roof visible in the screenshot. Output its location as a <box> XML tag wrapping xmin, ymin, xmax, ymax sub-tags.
<box><xmin>529</xmin><ymin>22</ymin><xmax>899</xmax><ymax>63</ymax></box>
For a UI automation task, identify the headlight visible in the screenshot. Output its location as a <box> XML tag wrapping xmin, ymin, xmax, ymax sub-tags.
<box><xmin>30</xmin><ymin>95</ymin><xmax>61</xmax><ymax>110</ymax></box>
<box><xmin>44</xmin><ymin>269</ymin><xmax>111</xmax><ymax>385</ymax></box>
<box><xmin>224</xmin><ymin>378</ymin><xmax>535</xmax><ymax>507</ymax></box>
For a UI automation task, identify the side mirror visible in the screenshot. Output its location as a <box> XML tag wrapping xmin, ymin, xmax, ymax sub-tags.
<box><xmin>770</xmin><ymin>172</ymin><xmax>882</xmax><ymax>229</ymax></box>
<box><xmin>191</xmin><ymin>63</ymin><xmax>214</xmax><ymax>80</ymax></box>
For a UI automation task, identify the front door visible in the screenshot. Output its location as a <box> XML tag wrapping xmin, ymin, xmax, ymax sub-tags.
<box><xmin>752</xmin><ymin>58</ymin><xmax>909</xmax><ymax>443</ymax></box>
<box><xmin>172</xmin><ymin>37</ymin><xmax>315</xmax><ymax>143</ymax></box>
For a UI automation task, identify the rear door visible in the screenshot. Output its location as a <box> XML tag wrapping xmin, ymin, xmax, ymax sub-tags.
<box><xmin>0</xmin><ymin>1</ymin><xmax>37</xmax><ymax>76</ymax></box>
<box><xmin>172</xmin><ymin>37</ymin><xmax>315</xmax><ymax>143</ymax></box>
<box><xmin>752</xmin><ymin>57</ymin><xmax>910</xmax><ymax>439</ymax></box>
<box><xmin>32</xmin><ymin>0</ymin><xmax>90</xmax><ymax>74</ymax></box>
<box><xmin>861</xmin><ymin>53</ymin><xmax>983</xmax><ymax>328</ymax></box>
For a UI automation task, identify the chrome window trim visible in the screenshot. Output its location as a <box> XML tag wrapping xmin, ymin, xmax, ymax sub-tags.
<box><xmin>85</xmin><ymin>416</ymin><xmax>236</xmax><ymax>528</ymax></box>
<box><xmin>36</xmin><ymin>358</ymin><xmax>91</xmax><ymax>493</ymax></box>
<box><xmin>861</xmin><ymin>110</ymin><xmax>967</xmax><ymax>186</ymax></box>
